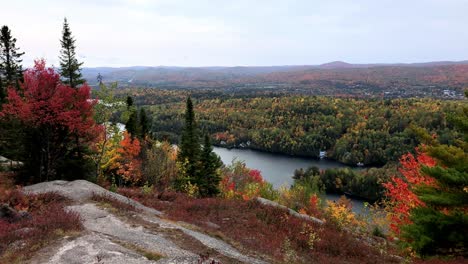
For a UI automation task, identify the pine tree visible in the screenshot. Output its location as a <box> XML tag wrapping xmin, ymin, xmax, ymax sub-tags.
<box><xmin>176</xmin><ymin>97</ymin><xmax>201</xmax><ymax>190</ymax></box>
<box><xmin>59</xmin><ymin>18</ymin><xmax>84</xmax><ymax>88</ymax></box>
<box><xmin>401</xmin><ymin>91</ymin><xmax>468</xmax><ymax>256</ymax></box>
<box><xmin>0</xmin><ymin>25</ymin><xmax>24</xmax><ymax>91</ymax></box>
<box><xmin>198</xmin><ymin>134</ymin><xmax>222</xmax><ymax>197</ymax></box>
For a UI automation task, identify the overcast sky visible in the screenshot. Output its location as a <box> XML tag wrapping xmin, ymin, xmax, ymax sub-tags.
<box><xmin>2</xmin><ymin>0</ymin><xmax>468</xmax><ymax>67</ymax></box>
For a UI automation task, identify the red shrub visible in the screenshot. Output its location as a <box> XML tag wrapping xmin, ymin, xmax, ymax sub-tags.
<box><xmin>118</xmin><ymin>188</ymin><xmax>400</xmax><ymax>263</ymax></box>
<box><xmin>0</xmin><ymin>191</ymin><xmax>82</xmax><ymax>263</ymax></box>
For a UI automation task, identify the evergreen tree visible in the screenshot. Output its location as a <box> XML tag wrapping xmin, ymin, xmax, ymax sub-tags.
<box><xmin>125</xmin><ymin>110</ymin><xmax>139</xmax><ymax>138</ymax></box>
<box><xmin>198</xmin><ymin>134</ymin><xmax>222</xmax><ymax>197</ymax></box>
<box><xmin>139</xmin><ymin>108</ymin><xmax>150</xmax><ymax>138</ymax></box>
<box><xmin>401</xmin><ymin>91</ymin><xmax>468</xmax><ymax>256</ymax></box>
<box><xmin>0</xmin><ymin>25</ymin><xmax>24</xmax><ymax>91</ymax></box>
<box><xmin>59</xmin><ymin>18</ymin><xmax>84</xmax><ymax>88</ymax></box>
<box><xmin>126</xmin><ymin>95</ymin><xmax>134</xmax><ymax>109</ymax></box>
<box><xmin>176</xmin><ymin>97</ymin><xmax>201</xmax><ymax>190</ymax></box>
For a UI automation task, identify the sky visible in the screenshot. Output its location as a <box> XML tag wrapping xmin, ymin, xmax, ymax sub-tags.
<box><xmin>2</xmin><ymin>0</ymin><xmax>468</xmax><ymax>67</ymax></box>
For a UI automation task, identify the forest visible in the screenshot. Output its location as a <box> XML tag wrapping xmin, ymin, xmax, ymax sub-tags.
<box><xmin>141</xmin><ymin>90</ymin><xmax>463</xmax><ymax>166</ymax></box>
<box><xmin>0</xmin><ymin>18</ymin><xmax>466</xmax><ymax>263</ymax></box>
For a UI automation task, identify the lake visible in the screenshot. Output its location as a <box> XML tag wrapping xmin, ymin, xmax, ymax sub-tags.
<box><xmin>213</xmin><ymin>147</ymin><xmax>368</xmax><ymax>214</ymax></box>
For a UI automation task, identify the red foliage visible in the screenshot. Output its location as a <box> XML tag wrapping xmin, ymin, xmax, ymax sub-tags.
<box><xmin>308</xmin><ymin>194</ymin><xmax>321</xmax><ymax>217</ymax></box>
<box><xmin>220</xmin><ymin>163</ymin><xmax>267</xmax><ymax>199</ymax></box>
<box><xmin>383</xmin><ymin>148</ymin><xmax>436</xmax><ymax>234</ymax></box>
<box><xmin>117</xmin><ymin>188</ymin><xmax>400</xmax><ymax>263</ymax></box>
<box><xmin>0</xmin><ymin>190</ymin><xmax>82</xmax><ymax>262</ymax></box>
<box><xmin>0</xmin><ymin>60</ymin><xmax>101</xmax><ymax>181</ymax></box>
<box><xmin>248</xmin><ymin>169</ymin><xmax>264</xmax><ymax>184</ymax></box>
<box><xmin>0</xmin><ymin>60</ymin><xmax>100</xmax><ymax>141</ymax></box>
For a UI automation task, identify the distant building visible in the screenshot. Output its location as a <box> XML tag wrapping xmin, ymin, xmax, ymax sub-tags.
<box><xmin>319</xmin><ymin>151</ymin><xmax>327</xmax><ymax>159</ymax></box>
<box><xmin>443</xmin><ymin>90</ymin><xmax>456</xmax><ymax>97</ymax></box>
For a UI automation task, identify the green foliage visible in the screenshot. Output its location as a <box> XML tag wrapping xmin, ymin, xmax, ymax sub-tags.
<box><xmin>293</xmin><ymin>164</ymin><xmax>395</xmax><ymax>201</ymax></box>
<box><xmin>198</xmin><ymin>134</ymin><xmax>222</xmax><ymax>197</ymax></box>
<box><xmin>176</xmin><ymin>97</ymin><xmax>201</xmax><ymax>188</ymax></box>
<box><xmin>59</xmin><ymin>18</ymin><xmax>84</xmax><ymax>88</ymax></box>
<box><xmin>141</xmin><ymin>141</ymin><xmax>177</xmax><ymax>191</ymax></box>
<box><xmin>401</xmin><ymin>208</ymin><xmax>467</xmax><ymax>256</ymax></box>
<box><xmin>141</xmin><ymin>181</ymin><xmax>153</xmax><ymax>195</ymax></box>
<box><xmin>93</xmin><ymin>82</ymin><xmax>125</xmax><ymax>124</ymax></box>
<box><xmin>258</xmin><ymin>181</ymin><xmax>280</xmax><ymax>201</ymax></box>
<box><xmin>175</xmin><ymin>98</ymin><xmax>222</xmax><ymax>197</ymax></box>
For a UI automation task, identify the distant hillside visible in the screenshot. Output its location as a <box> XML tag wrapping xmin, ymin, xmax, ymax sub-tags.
<box><xmin>82</xmin><ymin>61</ymin><xmax>468</xmax><ymax>98</ymax></box>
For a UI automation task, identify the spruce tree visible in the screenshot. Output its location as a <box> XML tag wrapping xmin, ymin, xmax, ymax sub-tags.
<box><xmin>198</xmin><ymin>134</ymin><xmax>222</xmax><ymax>197</ymax></box>
<box><xmin>176</xmin><ymin>97</ymin><xmax>201</xmax><ymax>190</ymax></box>
<box><xmin>59</xmin><ymin>18</ymin><xmax>84</xmax><ymax>88</ymax></box>
<box><xmin>0</xmin><ymin>25</ymin><xmax>24</xmax><ymax>91</ymax></box>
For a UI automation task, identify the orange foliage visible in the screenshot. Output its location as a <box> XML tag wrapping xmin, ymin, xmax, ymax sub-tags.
<box><xmin>114</xmin><ymin>132</ymin><xmax>142</xmax><ymax>184</ymax></box>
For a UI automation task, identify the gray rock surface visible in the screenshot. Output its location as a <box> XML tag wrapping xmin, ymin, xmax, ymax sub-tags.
<box><xmin>32</xmin><ymin>234</ymin><xmax>155</xmax><ymax>264</ymax></box>
<box><xmin>24</xmin><ymin>180</ymin><xmax>162</xmax><ymax>216</ymax></box>
<box><xmin>68</xmin><ymin>203</ymin><xmax>195</xmax><ymax>258</ymax></box>
<box><xmin>24</xmin><ymin>180</ymin><xmax>268</xmax><ymax>264</ymax></box>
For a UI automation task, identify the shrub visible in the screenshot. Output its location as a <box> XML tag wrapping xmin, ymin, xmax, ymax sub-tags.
<box><xmin>118</xmin><ymin>187</ymin><xmax>400</xmax><ymax>263</ymax></box>
<box><xmin>0</xmin><ymin>190</ymin><xmax>82</xmax><ymax>263</ymax></box>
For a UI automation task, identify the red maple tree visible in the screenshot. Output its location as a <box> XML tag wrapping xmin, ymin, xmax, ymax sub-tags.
<box><xmin>0</xmin><ymin>60</ymin><xmax>101</xmax><ymax>181</ymax></box>
<box><xmin>383</xmin><ymin>148</ymin><xmax>436</xmax><ymax>234</ymax></box>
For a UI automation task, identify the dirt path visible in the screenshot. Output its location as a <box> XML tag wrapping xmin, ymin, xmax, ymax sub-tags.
<box><xmin>24</xmin><ymin>180</ymin><xmax>268</xmax><ymax>264</ymax></box>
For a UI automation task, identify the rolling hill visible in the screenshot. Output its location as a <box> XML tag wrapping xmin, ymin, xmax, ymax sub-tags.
<box><xmin>82</xmin><ymin>60</ymin><xmax>468</xmax><ymax>98</ymax></box>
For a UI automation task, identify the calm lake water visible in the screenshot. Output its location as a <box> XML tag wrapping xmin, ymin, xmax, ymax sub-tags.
<box><xmin>213</xmin><ymin>147</ymin><xmax>368</xmax><ymax>214</ymax></box>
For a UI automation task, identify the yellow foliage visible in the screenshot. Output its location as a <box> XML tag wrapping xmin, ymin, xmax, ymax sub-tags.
<box><xmin>325</xmin><ymin>197</ymin><xmax>364</xmax><ymax>230</ymax></box>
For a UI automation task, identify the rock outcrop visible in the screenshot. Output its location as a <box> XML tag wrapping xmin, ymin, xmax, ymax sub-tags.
<box><xmin>24</xmin><ymin>180</ymin><xmax>268</xmax><ymax>264</ymax></box>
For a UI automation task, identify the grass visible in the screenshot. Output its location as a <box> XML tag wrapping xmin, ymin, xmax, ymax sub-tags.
<box><xmin>117</xmin><ymin>188</ymin><xmax>402</xmax><ymax>263</ymax></box>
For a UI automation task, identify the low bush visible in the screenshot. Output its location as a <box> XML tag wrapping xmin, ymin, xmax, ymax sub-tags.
<box><xmin>118</xmin><ymin>187</ymin><xmax>400</xmax><ymax>263</ymax></box>
<box><xmin>0</xmin><ymin>190</ymin><xmax>82</xmax><ymax>263</ymax></box>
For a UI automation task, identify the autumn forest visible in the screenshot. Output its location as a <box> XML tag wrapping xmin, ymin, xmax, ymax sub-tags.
<box><xmin>0</xmin><ymin>14</ymin><xmax>467</xmax><ymax>264</ymax></box>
